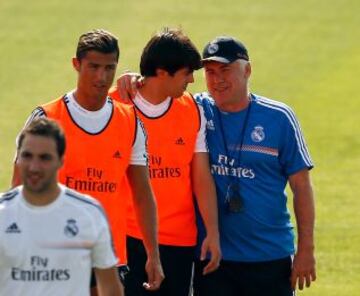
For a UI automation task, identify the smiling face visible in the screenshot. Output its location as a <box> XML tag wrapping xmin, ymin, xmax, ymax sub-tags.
<box><xmin>17</xmin><ymin>134</ymin><xmax>63</xmax><ymax>195</ymax></box>
<box><xmin>73</xmin><ymin>50</ymin><xmax>118</xmax><ymax>104</ymax></box>
<box><xmin>204</xmin><ymin>60</ymin><xmax>251</xmax><ymax>111</ymax></box>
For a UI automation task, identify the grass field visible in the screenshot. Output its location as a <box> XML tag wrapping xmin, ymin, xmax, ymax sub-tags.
<box><xmin>1</xmin><ymin>0</ymin><xmax>359</xmax><ymax>294</ymax></box>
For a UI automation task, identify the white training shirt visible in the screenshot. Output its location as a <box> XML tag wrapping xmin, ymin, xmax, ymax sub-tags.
<box><xmin>133</xmin><ymin>92</ymin><xmax>208</xmax><ymax>153</ymax></box>
<box><xmin>19</xmin><ymin>91</ymin><xmax>147</xmax><ymax>165</ymax></box>
<box><xmin>0</xmin><ymin>185</ymin><xmax>117</xmax><ymax>296</ymax></box>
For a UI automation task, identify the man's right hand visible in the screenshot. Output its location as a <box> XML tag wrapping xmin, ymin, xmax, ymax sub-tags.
<box><xmin>116</xmin><ymin>72</ymin><xmax>143</xmax><ymax>102</ymax></box>
<box><xmin>143</xmin><ymin>255</ymin><xmax>165</xmax><ymax>291</ymax></box>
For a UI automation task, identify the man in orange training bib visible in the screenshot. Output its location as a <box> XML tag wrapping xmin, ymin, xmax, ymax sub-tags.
<box><xmin>12</xmin><ymin>29</ymin><xmax>164</xmax><ymax>294</ymax></box>
<box><xmin>110</xmin><ymin>28</ymin><xmax>221</xmax><ymax>296</ymax></box>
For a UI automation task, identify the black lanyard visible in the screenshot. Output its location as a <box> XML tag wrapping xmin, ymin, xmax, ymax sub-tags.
<box><xmin>214</xmin><ymin>96</ymin><xmax>253</xmax><ymax>213</ymax></box>
<box><xmin>215</xmin><ymin>98</ymin><xmax>252</xmax><ymax>170</ymax></box>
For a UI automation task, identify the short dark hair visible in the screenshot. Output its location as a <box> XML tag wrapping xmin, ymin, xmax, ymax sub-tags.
<box><xmin>18</xmin><ymin>118</ymin><xmax>66</xmax><ymax>158</ymax></box>
<box><xmin>76</xmin><ymin>29</ymin><xmax>119</xmax><ymax>61</ymax></box>
<box><xmin>140</xmin><ymin>27</ymin><xmax>202</xmax><ymax>77</ymax></box>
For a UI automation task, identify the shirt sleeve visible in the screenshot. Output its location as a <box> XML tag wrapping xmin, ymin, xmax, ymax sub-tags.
<box><xmin>91</xmin><ymin>209</ymin><xmax>118</xmax><ymax>269</ymax></box>
<box><xmin>278</xmin><ymin>107</ymin><xmax>314</xmax><ymax>176</ymax></box>
<box><xmin>194</xmin><ymin>103</ymin><xmax>208</xmax><ymax>153</ymax></box>
<box><xmin>129</xmin><ymin>117</ymin><xmax>148</xmax><ymax>166</ymax></box>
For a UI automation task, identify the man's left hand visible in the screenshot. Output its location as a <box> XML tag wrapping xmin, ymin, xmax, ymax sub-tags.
<box><xmin>290</xmin><ymin>249</ymin><xmax>316</xmax><ymax>290</ymax></box>
<box><xmin>200</xmin><ymin>234</ymin><xmax>221</xmax><ymax>275</ymax></box>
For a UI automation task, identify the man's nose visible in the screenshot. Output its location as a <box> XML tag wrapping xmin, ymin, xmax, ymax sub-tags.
<box><xmin>28</xmin><ymin>158</ymin><xmax>42</xmax><ymax>172</ymax></box>
<box><xmin>96</xmin><ymin>68</ymin><xmax>107</xmax><ymax>82</ymax></box>
<box><xmin>187</xmin><ymin>73</ymin><xmax>194</xmax><ymax>83</ymax></box>
<box><xmin>213</xmin><ymin>73</ymin><xmax>224</xmax><ymax>83</ymax></box>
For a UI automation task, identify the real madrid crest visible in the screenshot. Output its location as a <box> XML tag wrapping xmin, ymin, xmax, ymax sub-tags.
<box><xmin>64</xmin><ymin>218</ymin><xmax>79</xmax><ymax>238</ymax></box>
<box><xmin>251</xmin><ymin>125</ymin><xmax>265</xmax><ymax>142</ymax></box>
<box><xmin>207</xmin><ymin>43</ymin><xmax>219</xmax><ymax>54</ymax></box>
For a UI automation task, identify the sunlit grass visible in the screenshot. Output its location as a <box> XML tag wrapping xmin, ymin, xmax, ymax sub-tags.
<box><xmin>1</xmin><ymin>0</ymin><xmax>359</xmax><ymax>294</ymax></box>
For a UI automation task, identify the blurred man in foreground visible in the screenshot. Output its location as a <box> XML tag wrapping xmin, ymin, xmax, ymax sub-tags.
<box><xmin>1</xmin><ymin>118</ymin><xmax>123</xmax><ymax>296</ymax></box>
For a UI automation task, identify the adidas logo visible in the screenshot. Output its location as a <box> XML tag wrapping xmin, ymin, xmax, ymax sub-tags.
<box><xmin>113</xmin><ymin>151</ymin><xmax>122</xmax><ymax>158</ymax></box>
<box><xmin>206</xmin><ymin>120</ymin><xmax>215</xmax><ymax>131</ymax></box>
<box><xmin>5</xmin><ymin>223</ymin><xmax>21</xmax><ymax>233</ymax></box>
<box><xmin>175</xmin><ymin>137</ymin><xmax>185</xmax><ymax>145</ymax></box>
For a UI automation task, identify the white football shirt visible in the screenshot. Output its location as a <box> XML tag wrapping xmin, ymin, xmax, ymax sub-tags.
<box><xmin>0</xmin><ymin>185</ymin><xmax>117</xmax><ymax>296</ymax></box>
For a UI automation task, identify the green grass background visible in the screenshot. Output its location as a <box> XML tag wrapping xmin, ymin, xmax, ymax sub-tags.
<box><xmin>1</xmin><ymin>0</ymin><xmax>359</xmax><ymax>294</ymax></box>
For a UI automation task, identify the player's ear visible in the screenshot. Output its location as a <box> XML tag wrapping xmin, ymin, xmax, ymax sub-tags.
<box><xmin>155</xmin><ymin>68</ymin><xmax>169</xmax><ymax>78</ymax></box>
<box><xmin>72</xmin><ymin>57</ymin><xmax>81</xmax><ymax>72</ymax></box>
<box><xmin>244</xmin><ymin>62</ymin><xmax>251</xmax><ymax>79</ymax></box>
